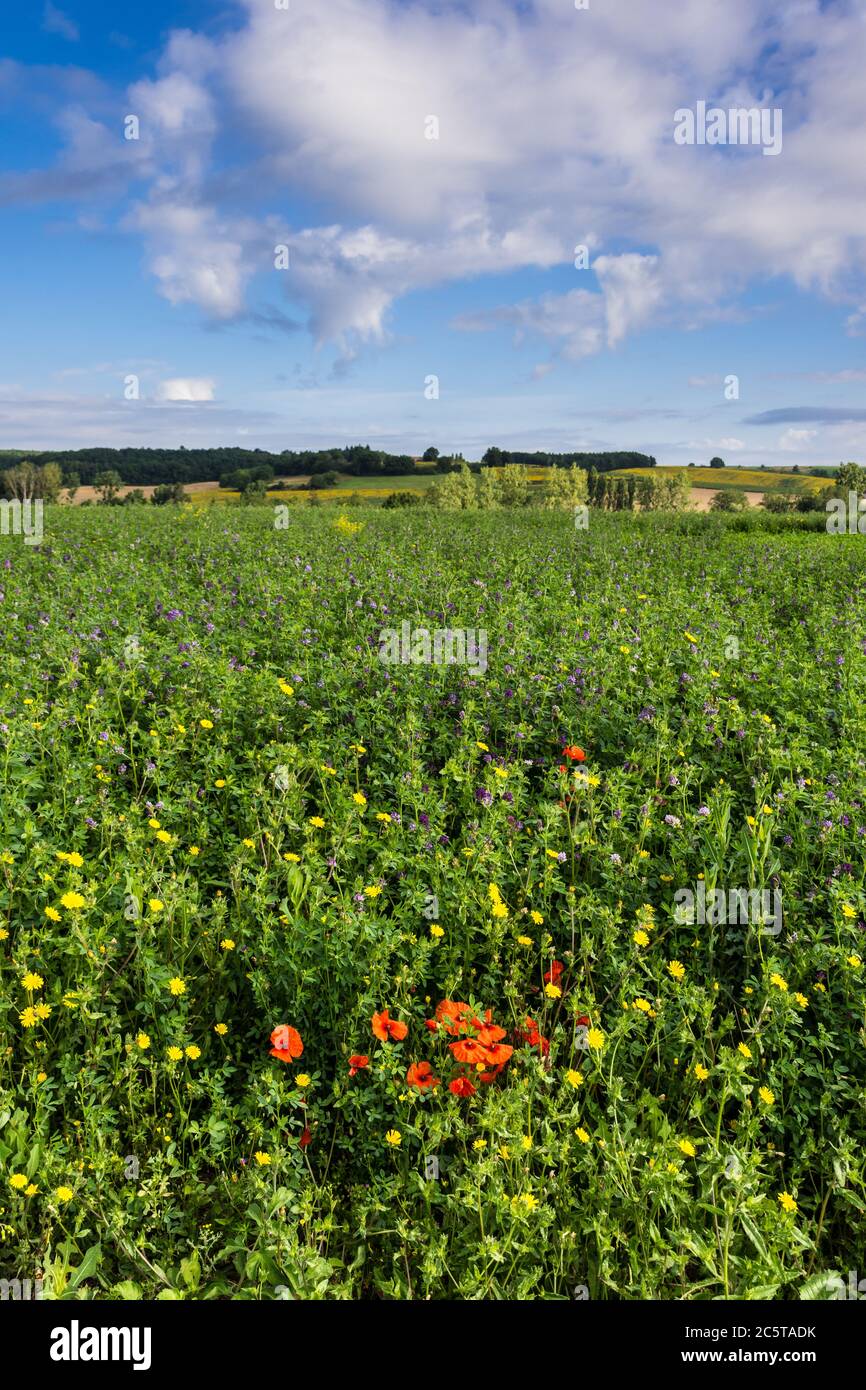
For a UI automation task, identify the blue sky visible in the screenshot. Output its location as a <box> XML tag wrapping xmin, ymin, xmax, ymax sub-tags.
<box><xmin>1</xmin><ymin>0</ymin><xmax>865</xmax><ymax>464</ymax></box>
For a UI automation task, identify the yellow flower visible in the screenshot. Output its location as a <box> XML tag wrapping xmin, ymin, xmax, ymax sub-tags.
<box><xmin>243</xmin><ymin>838</ymin><xmax>255</xmax><ymax>848</ymax></box>
<box><xmin>794</xmin><ymin>993</ymin><xmax>808</xmax><ymax>1009</ymax></box>
<box><xmin>283</xmin><ymin>852</ymin><xmax>300</xmax><ymax>863</ymax></box>
<box><xmin>778</xmin><ymin>1191</ymin><xmax>797</xmax><ymax>1214</ymax></box>
<box><xmin>309</xmin><ymin>816</ymin><xmax>325</xmax><ymax>829</ymax></box>
<box><xmin>678</xmin><ymin>1139</ymin><xmax>696</xmax><ymax>1157</ymax></box>
<box><xmin>65</xmin><ymin>852</ymin><xmax>84</xmax><ymax>867</ymax></box>
<box><xmin>36</xmin><ymin>1072</ymin><xmax>47</xmax><ymax>1083</ymax></box>
<box><xmin>9</xmin><ymin>1173</ymin><xmax>28</xmax><ymax>1190</ymax></box>
<box><xmin>60</xmin><ymin>891</ymin><xmax>85</xmax><ymax>910</ymax></box>
<box><xmin>493</xmin><ymin>767</ymin><xmax>508</xmax><ymax>779</ymax></box>
<box><xmin>25</xmin><ymin>1184</ymin><xmax>38</xmax><ymax>1197</ymax></box>
<box><xmin>364</xmin><ymin>885</ymin><xmax>382</xmax><ymax>898</ymax></box>
<box><xmin>530</xmin><ymin>911</ymin><xmax>544</xmax><ymax>925</ymax></box>
<box><xmin>738</xmin><ymin>1042</ymin><xmax>752</xmax><ymax>1060</ymax></box>
<box><xmin>694</xmin><ymin>1064</ymin><xmax>709</xmax><ymax>1082</ymax></box>
<box><xmin>44</xmin><ymin>906</ymin><xmax>61</xmax><ymax>922</ymax></box>
<box><xmin>566</xmin><ymin>1069</ymin><xmax>584</xmax><ymax>1088</ymax></box>
<box><xmin>632</xmin><ymin>997</ymin><xmax>652</xmax><ymax>1013</ymax></box>
<box><xmin>352</xmin><ymin>792</ymin><xmax>367</xmax><ymax>806</ymax></box>
<box><xmin>149</xmin><ymin>899</ymin><xmax>164</xmax><ymax>913</ymax></box>
<box><xmin>841</xmin><ymin>903</ymin><xmax>856</xmax><ymax>919</ymax></box>
<box><xmin>189</xmin><ymin>845</ymin><xmax>200</xmax><ymax>856</ymax></box>
<box><xmin>155</xmin><ymin>830</ymin><xmax>172</xmax><ymax>844</ymax></box>
<box><xmin>521</xmin><ymin>1135</ymin><xmax>532</xmax><ymax>1150</ymax></box>
<box><xmin>199</xmin><ymin>719</ymin><xmax>213</xmax><ymax>729</ymax></box>
<box><xmin>19</xmin><ymin>1007</ymin><xmax>37</xmax><ymax>1028</ymax></box>
<box><xmin>279</xmin><ymin>681</ymin><xmax>294</xmax><ymax>696</ymax></box>
<box><xmin>148</xmin><ymin>817</ymin><xmax>161</xmax><ymax>829</ymax></box>
<box><xmin>35</xmin><ymin>1003</ymin><xmax>51</xmax><ymax>1020</ymax></box>
<box><xmin>620</xmin><ymin>645</ymin><xmax>630</xmax><ymax>655</ymax></box>
<box><xmin>166</xmin><ymin>1046</ymin><xmax>183</xmax><ymax>1061</ymax></box>
<box><xmin>516</xmin><ymin>934</ymin><xmax>532</xmax><ymax>946</ymax></box>
<box><xmin>136</xmin><ymin>1033</ymin><xmax>151</xmax><ymax>1050</ymax></box>
<box><xmin>759</xmin><ymin>1086</ymin><xmax>775</xmax><ymax>1105</ymax></box>
<box><xmin>684</xmin><ymin>631</ymin><xmax>698</xmax><ymax>644</ymax></box>
<box><xmin>214</xmin><ymin>779</ymin><xmax>226</xmax><ymax>788</ymax></box>
<box><xmin>220</xmin><ymin>939</ymin><xmax>236</xmax><ymax>951</ymax></box>
<box><xmin>296</xmin><ymin>1073</ymin><xmax>311</xmax><ymax>1087</ymax></box>
<box><xmin>185</xmin><ymin>1045</ymin><xmax>201</xmax><ymax>1060</ymax></box>
<box><xmin>214</xmin><ymin>1023</ymin><xmax>228</xmax><ymax>1035</ymax></box>
<box><xmin>575</xmin><ymin>1127</ymin><xmax>590</xmax><ymax>1144</ymax></box>
<box><xmin>55</xmin><ymin>1186</ymin><xmax>74</xmax><ymax>1203</ymax></box>
<box><xmin>254</xmin><ymin>1151</ymin><xmax>271</xmax><ymax>1166</ymax></box>
<box><xmin>350</xmin><ymin>743</ymin><xmax>366</xmax><ymax>754</ymax></box>
<box><xmin>633</xmin><ymin>929</ymin><xmax>650</xmax><ymax>947</ymax></box>
<box><xmin>586</xmin><ymin>1027</ymin><xmax>604</xmax><ymax>1050</ymax></box>
<box><xmin>473</xmin><ymin>1138</ymin><xmax>487</xmax><ymax>1151</ymax></box>
<box><xmin>491</xmin><ymin>902</ymin><xmax>508</xmax><ymax>918</ymax></box>
<box><xmin>770</xmin><ymin>973</ymin><xmax>788</xmax><ymax>991</ymax></box>
<box><xmin>385</xmin><ymin>1130</ymin><xmax>402</xmax><ymax>1147</ymax></box>
<box><xmin>429</xmin><ymin>923</ymin><xmax>444</xmax><ymax>938</ymax></box>
<box><xmin>168</xmin><ymin>977</ymin><xmax>186</xmax><ymax>996</ymax></box>
<box><xmin>476</xmin><ymin>741</ymin><xmax>489</xmax><ymax>751</ymax></box>
<box><xmin>668</xmin><ymin>960</ymin><xmax>685</xmax><ymax>981</ymax></box>
<box><xmin>375</xmin><ymin>812</ymin><xmax>391</xmax><ymax>822</ymax></box>
<box><xmin>847</xmin><ymin>955</ymin><xmax>862</xmax><ymax>969</ymax></box>
<box><xmin>498</xmin><ymin>1145</ymin><xmax>510</xmax><ymax>1160</ymax></box>
<box><xmin>544</xmin><ymin>982</ymin><xmax>562</xmax><ymax>999</ymax></box>
<box><xmin>22</xmin><ymin>972</ymin><xmax>44</xmax><ymax>990</ymax></box>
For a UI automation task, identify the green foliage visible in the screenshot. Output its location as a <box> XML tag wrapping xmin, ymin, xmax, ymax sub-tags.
<box><xmin>0</xmin><ymin>507</ymin><xmax>864</xmax><ymax>1299</ymax></box>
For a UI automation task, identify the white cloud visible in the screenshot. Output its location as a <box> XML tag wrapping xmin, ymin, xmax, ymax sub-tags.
<box><xmin>42</xmin><ymin>3</ymin><xmax>78</xmax><ymax>42</ymax></box>
<box><xmin>156</xmin><ymin>378</ymin><xmax>215</xmax><ymax>402</ymax></box>
<box><xmin>17</xmin><ymin>0</ymin><xmax>866</xmax><ymax>359</ymax></box>
<box><xmin>719</xmin><ymin>437</ymin><xmax>745</xmax><ymax>450</ymax></box>
<box><xmin>779</xmin><ymin>427</ymin><xmax>818</xmax><ymax>451</ymax></box>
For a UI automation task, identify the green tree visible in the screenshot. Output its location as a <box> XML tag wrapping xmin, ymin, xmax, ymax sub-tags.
<box><xmin>93</xmin><ymin>470</ymin><xmax>123</xmax><ymax>504</ymax></box>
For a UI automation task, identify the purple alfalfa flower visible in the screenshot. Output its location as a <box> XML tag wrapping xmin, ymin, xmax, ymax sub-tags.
<box><xmin>638</xmin><ymin>706</ymin><xmax>655</xmax><ymax>722</ymax></box>
<box><xmin>609</xmin><ymin>852</ymin><xmax>622</xmax><ymax>866</ymax></box>
<box><xmin>841</xmin><ymin>814</ymin><xmax>851</xmax><ymax>828</ymax></box>
<box><xmin>664</xmin><ymin>814</ymin><xmax>681</xmax><ymax>828</ymax></box>
<box><xmin>557</xmin><ymin>851</ymin><xmax>567</xmax><ymax>863</ymax></box>
<box><xmin>353</xmin><ymin>892</ymin><xmax>365</xmax><ymax>905</ymax></box>
<box><xmin>98</xmin><ymin>731</ymin><xmax>109</xmax><ymax>742</ymax></box>
<box><xmin>418</xmin><ymin>811</ymin><xmax>430</xmax><ymax>829</ymax></box>
<box><xmin>697</xmin><ymin>806</ymin><xmax>710</xmax><ymax>817</ymax></box>
<box><xmin>475</xmin><ymin>787</ymin><xmax>493</xmax><ymax>807</ymax></box>
<box><xmin>783</xmin><ymin>834</ymin><xmax>793</xmax><ymax>846</ymax></box>
<box><xmin>668</xmin><ymin>774</ymin><xmax>680</xmax><ymax>787</ymax></box>
<box><xmin>85</xmin><ymin>816</ymin><xmax>97</xmax><ymax>829</ymax></box>
<box><xmin>438</xmin><ymin>834</ymin><xmax>450</xmax><ymax>847</ymax></box>
<box><xmin>164</xmin><ymin>609</ymin><xmax>182</xmax><ymax>621</ymax></box>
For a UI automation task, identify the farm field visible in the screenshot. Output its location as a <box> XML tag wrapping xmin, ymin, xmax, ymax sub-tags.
<box><xmin>613</xmin><ymin>466</ymin><xmax>833</xmax><ymax>496</ymax></box>
<box><xmin>1</xmin><ymin>505</ymin><xmax>865</xmax><ymax>1301</ymax></box>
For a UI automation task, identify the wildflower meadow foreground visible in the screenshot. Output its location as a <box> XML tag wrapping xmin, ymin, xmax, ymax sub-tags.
<box><xmin>1</xmin><ymin>505</ymin><xmax>865</xmax><ymax>1300</ymax></box>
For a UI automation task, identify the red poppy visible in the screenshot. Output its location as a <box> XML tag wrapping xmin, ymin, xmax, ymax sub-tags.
<box><xmin>477</xmin><ymin>1022</ymin><xmax>507</xmax><ymax>1045</ymax></box>
<box><xmin>348</xmin><ymin>1054</ymin><xmax>369</xmax><ymax>1076</ymax></box>
<box><xmin>299</xmin><ymin>1126</ymin><xmax>312</xmax><ymax>1148</ymax></box>
<box><xmin>557</xmin><ymin>765</ymin><xmax>567</xmax><ymax>773</ymax></box>
<box><xmin>543</xmin><ymin>960</ymin><xmax>564</xmax><ymax>985</ymax></box>
<box><xmin>434</xmin><ymin>999</ymin><xmax>478</xmax><ymax>1036</ymax></box>
<box><xmin>518</xmin><ymin>1016</ymin><xmax>550</xmax><ymax>1057</ymax></box>
<box><xmin>564</xmin><ymin>745</ymin><xmax>586</xmax><ymax>761</ymax></box>
<box><xmin>480</xmin><ymin>1042</ymin><xmax>513</xmax><ymax>1066</ymax></box>
<box><xmin>372</xmin><ymin>1009</ymin><xmax>409</xmax><ymax>1042</ymax></box>
<box><xmin>449</xmin><ymin>1036</ymin><xmax>491</xmax><ymax>1065</ymax></box>
<box><xmin>269</xmin><ymin>1024</ymin><xmax>304</xmax><ymax>1062</ymax></box>
<box><xmin>407</xmin><ymin>1060</ymin><xmax>440</xmax><ymax>1091</ymax></box>
<box><xmin>576</xmin><ymin>1013</ymin><xmax>590</xmax><ymax>1028</ymax></box>
<box><xmin>449</xmin><ymin>1076</ymin><xmax>477</xmax><ymax>1097</ymax></box>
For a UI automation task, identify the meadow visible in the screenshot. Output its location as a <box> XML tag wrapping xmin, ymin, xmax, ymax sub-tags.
<box><xmin>1</xmin><ymin>504</ymin><xmax>864</xmax><ymax>1300</ymax></box>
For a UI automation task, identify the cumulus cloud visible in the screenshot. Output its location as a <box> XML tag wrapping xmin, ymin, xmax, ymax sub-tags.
<box><xmin>11</xmin><ymin>0</ymin><xmax>866</xmax><ymax>361</ymax></box>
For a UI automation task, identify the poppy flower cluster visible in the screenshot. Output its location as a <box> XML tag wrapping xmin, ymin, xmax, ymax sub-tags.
<box><xmin>518</xmin><ymin>1016</ymin><xmax>550</xmax><ymax>1057</ymax></box>
<box><xmin>422</xmin><ymin>1000</ymin><xmax>515</xmax><ymax>1096</ymax></box>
